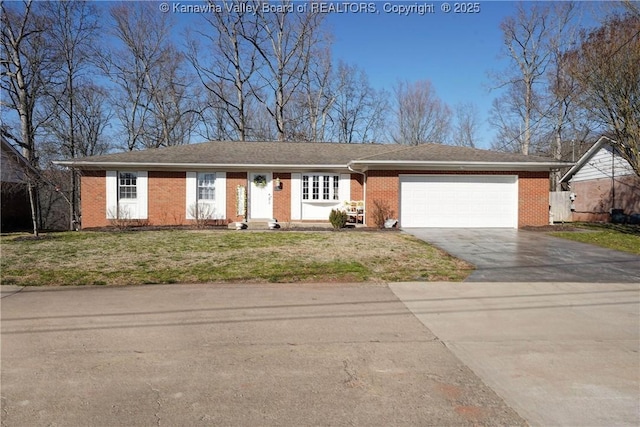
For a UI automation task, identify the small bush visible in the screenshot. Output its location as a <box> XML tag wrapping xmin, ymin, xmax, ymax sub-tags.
<box><xmin>329</xmin><ymin>209</ymin><xmax>348</xmax><ymax>229</ymax></box>
<box><xmin>370</xmin><ymin>199</ymin><xmax>395</xmax><ymax>228</ymax></box>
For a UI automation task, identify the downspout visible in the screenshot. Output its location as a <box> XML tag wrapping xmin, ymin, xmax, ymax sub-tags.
<box><xmin>611</xmin><ymin>147</ymin><xmax>616</xmax><ymax>212</ymax></box>
<box><xmin>348</xmin><ymin>163</ymin><xmax>367</xmax><ymax>226</ymax></box>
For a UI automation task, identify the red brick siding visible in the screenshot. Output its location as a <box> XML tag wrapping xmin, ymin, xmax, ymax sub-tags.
<box><xmin>366</xmin><ymin>171</ymin><xmax>400</xmax><ymax>223</ymax></box>
<box><xmin>226</xmin><ymin>172</ymin><xmax>248</xmax><ymax>222</ymax></box>
<box><xmin>350</xmin><ymin>174</ymin><xmax>365</xmax><ymax>201</ymax></box>
<box><xmin>273</xmin><ymin>172</ymin><xmax>291</xmax><ymax>222</ymax></box>
<box><xmin>570</xmin><ymin>175</ymin><xmax>640</xmax><ymax>222</ymax></box>
<box><xmin>80</xmin><ymin>170</ymin><xmax>107</xmax><ymax>228</ymax></box>
<box><xmin>517</xmin><ymin>171</ymin><xmax>550</xmax><ymax>227</ymax></box>
<box><xmin>148</xmin><ymin>171</ymin><xmax>187</xmax><ymax>226</ymax></box>
<box><xmin>364</xmin><ymin>170</ymin><xmax>551</xmax><ymax>228</ymax></box>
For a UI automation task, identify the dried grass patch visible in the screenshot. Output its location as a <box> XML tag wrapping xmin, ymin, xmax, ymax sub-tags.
<box><xmin>1</xmin><ymin>230</ymin><xmax>472</xmax><ymax>286</ymax></box>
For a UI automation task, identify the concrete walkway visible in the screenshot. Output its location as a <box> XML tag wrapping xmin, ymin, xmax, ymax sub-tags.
<box><xmin>390</xmin><ymin>281</ymin><xmax>640</xmax><ymax>427</ymax></box>
<box><xmin>403</xmin><ymin>228</ymin><xmax>640</xmax><ymax>282</ymax></box>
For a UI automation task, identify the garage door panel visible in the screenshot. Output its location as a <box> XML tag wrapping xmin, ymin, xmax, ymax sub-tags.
<box><xmin>400</xmin><ymin>175</ymin><xmax>518</xmax><ymax>228</ymax></box>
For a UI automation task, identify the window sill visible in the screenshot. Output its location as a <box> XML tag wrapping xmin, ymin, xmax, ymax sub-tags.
<box><xmin>302</xmin><ymin>200</ymin><xmax>341</xmax><ymax>204</ymax></box>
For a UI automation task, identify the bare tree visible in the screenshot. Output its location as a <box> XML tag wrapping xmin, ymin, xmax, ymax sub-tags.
<box><xmin>1</xmin><ymin>0</ymin><xmax>53</xmax><ymax>236</ymax></box>
<box><xmin>100</xmin><ymin>2</ymin><xmax>196</xmax><ymax>150</ymax></box>
<box><xmin>288</xmin><ymin>45</ymin><xmax>335</xmax><ymax>142</ymax></box>
<box><xmin>39</xmin><ymin>0</ymin><xmax>101</xmax><ymax>229</ymax></box>
<box><xmin>330</xmin><ymin>61</ymin><xmax>389</xmax><ymax>143</ymax></box>
<box><xmin>494</xmin><ymin>3</ymin><xmax>551</xmax><ymax>155</ymax></box>
<box><xmin>243</xmin><ymin>0</ymin><xmax>328</xmax><ymax>141</ymax></box>
<box><xmin>451</xmin><ymin>102</ymin><xmax>481</xmax><ymax>147</ymax></box>
<box><xmin>41</xmin><ymin>83</ymin><xmax>112</xmax><ymax>160</ymax></box>
<box><xmin>623</xmin><ymin>0</ymin><xmax>640</xmax><ymax>18</ymax></box>
<box><xmin>197</xmin><ymin>80</ymin><xmax>237</xmax><ymax>141</ymax></box>
<box><xmin>187</xmin><ymin>0</ymin><xmax>260</xmax><ymax>141</ymax></box>
<box><xmin>542</xmin><ymin>2</ymin><xmax>585</xmax><ymax>189</ymax></box>
<box><xmin>144</xmin><ymin>44</ymin><xmax>199</xmax><ymax>148</ymax></box>
<box><xmin>392</xmin><ymin>80</ymin><xmax>451</xmax><ymax>145</ymax></box>
<box><xmin>565</xmin><ymin>14</ymin><xmax>640</xmax><ymax>176</ymax></box>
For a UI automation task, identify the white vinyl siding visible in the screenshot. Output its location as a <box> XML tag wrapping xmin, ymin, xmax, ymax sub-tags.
<box><xmin>291</xmin><ymin>173</ymin><xmax>302</xmax><ymax>220</ymax></box>
<box><xmin>106</xmin><ymin>171</ymin><xmax>147</xmax><ymax>220</ymax></box>
<box><xmin>400</xmin><ymin>175</ymin><xmax>518</xmax><ymax>228</ymax></box>
<box><xmin>571</xmin><ymin>147</ymin><xmax>635</xmax><ymax>182</ymax></box>
<box><xmin>339</xmin><ymin>174</ymin><xmax>351</xmax><ymax>202</ymax></box>
<box><xmin>298</xmin><ymin>173</ymin><xmax>351</xmax><ymax>221</ymax></box>
<box><xmin>186</xmin><ymin>171</ymin><xmax>226</xmax><ymax>220</ymax></box>
<box><xmin>106</xmin><ymin>171</ymin><xmax>117</xmax><ymax>219</ymax></box>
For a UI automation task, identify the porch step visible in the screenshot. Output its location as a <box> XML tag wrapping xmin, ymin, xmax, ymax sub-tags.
<box><xmin>227</xmin><ymin>220</ymin><xmax>277</xmax><ymax>230</ymax></box>
<box><xmin>227</xmin><ymin>221</ymin><xmax>336</xmax><ymax>230</ymax></box>
<box><xmin>247</xmin><ymin>221</ymin><xmax>271</xmax><ymax>230</ymax></box>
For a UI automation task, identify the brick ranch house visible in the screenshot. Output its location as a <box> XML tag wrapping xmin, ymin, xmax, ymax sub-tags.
<box><xmin>56</xmin><ymin>141</ymin><xmax>571</xmax><ymax>229</ymax></box>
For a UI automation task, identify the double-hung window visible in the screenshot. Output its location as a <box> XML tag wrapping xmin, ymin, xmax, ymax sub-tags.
<box><xmin>119</xmin><ymin>172</ymin><xmax>137</xmax><ymax>200</ymax></box>
<box><xmin>302</xmin><ymin>174</ymin><xmax>339</xmax><ymax>201</ymax></box>
<box><xmin>197</xmin><ymin>173</ymin><xmax>216</xmax><ymax>201</ymax></box>
<box><xmin>107</xmin><ymin>171</ymin><xmax>147</xmax><ymax>220</ymax></box>
<box><xmin>186</xmin><ymin>171</ymin><xmax>224</xmax><ymax>221</ymax></box>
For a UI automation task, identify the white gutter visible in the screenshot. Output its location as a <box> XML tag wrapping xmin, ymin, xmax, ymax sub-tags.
<box><xmin>53</xmin><ymin>160</ymin><xmax>349</xmax><ymax>171</ymax></box>
<box><xmin>348</xmin><ymin>163</ymin><xmax>368</xmax><ymax>226</ymax></box>
<box><xmin>348</xmin><ymin>160</ymin><xmax>572</xmax><ymax>171</ymax></box>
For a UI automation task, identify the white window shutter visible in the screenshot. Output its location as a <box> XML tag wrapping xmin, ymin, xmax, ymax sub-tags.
<box><xmin>185</xmin><ymin>172</ymin><xmax>197</xmax><ymax>219</ymax></box>
<box><xmin>339</xmin><ymin>174</ymin><xmax>351</xmax><ymax>202</ymax></box>
<box><xmin>137</xmin><ymin>171</ymin><xmax>148</xmax><ymax>219</ymax></box>
<box><xmin>215</xmin><ymin>172</ymin><xmax>226</xmax><ymax>219</ymax></box>
<box><xmin>291</xmin><ymin>173</ymin><xmax>301</xmax><ymax>220</ymax></box>
<box><xmin>106</xmin><ymin>171</ymin><xmax>117</xmax><ymax>219</ymax></box>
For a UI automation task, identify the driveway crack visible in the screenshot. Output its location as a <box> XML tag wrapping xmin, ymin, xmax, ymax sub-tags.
<box><xmin>0</xmin><ymin>287</ymin><xmax>25</xmax><ymax>299</ymax></box>
<box><xmin>146</xmin><ymin>383</ymin><xmax>162</xmax><ymax>426</ymax></box>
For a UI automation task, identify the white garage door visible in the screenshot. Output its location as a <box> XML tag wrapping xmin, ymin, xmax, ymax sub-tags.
<box><xmin>400</xmin><ymin>175</ymin><xmax>518</xmax><ymax>228</ymax></box>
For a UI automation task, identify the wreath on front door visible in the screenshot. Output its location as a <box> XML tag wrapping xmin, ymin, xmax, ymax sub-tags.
<box><xmin>253</xmin><ymin>174</ymin><xmax>267</xmax><ymax>188</ymax></box>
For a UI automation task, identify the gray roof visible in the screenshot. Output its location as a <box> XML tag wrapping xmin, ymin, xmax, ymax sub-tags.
<box><xmin>56</xmin><ymin>141</ymin><xmax>572</xmax><ymax>172</ymax></box>
<box><xmin>354</xmin><ymin>142</ymin><xmax>564</xmax><ymax>163</ymax></box>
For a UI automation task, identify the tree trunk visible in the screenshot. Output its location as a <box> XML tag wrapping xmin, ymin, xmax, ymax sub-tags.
<box><xmin>27</xmin><ymin>180</ymin><xmax>39</xmax><ymax>238</ymax></box>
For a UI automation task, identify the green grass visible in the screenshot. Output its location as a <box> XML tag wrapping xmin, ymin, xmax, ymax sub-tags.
<box><xmin>551</xmin><ymin>223</ymin><xmax>640</xmax><ymax>255</ymax></box>
<box><xmin>0</xmin><ymin>229</ymin><xmax>472</xmax><ymax>286</ymax></box>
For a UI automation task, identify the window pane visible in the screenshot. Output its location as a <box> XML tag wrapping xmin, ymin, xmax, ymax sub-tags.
<box><xmin>119</xmin><ymin>172</ymin><xmax>137</xmax><ymax>199</ymax></box>
<box><xmin>198</xmin><ymin>173</ymin><xmax>215</xmax><ymax>200</ymax></box>
<box><xmin>302</xmin><ymin>174</ymin><xmax>340</xmax><ymax>201</ymax></box>
<box><xmin>323</xmin><ymin>176</ymin><xmax>330</xmax><ymax>200</ymax></box>
<box><xmin>312</xmin><ymin>176</ymin><xmax>319</xmax><ymax>200</ymax></box>
<box><xmin>302</xmin><ymin>176</ymin><xmax>309</xmax><ymax>200</ymax></box>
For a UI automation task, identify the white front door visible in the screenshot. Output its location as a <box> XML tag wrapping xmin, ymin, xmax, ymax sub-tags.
<box><xmin>249</xmin><ymin>172</ymin><xmax>273</xmax><ymax>219</ymax></box>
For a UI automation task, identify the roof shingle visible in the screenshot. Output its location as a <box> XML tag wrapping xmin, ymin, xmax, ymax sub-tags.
<box><xmin>58</xmin><ymin>140</ymin><xmax>571</xmax><ymax>170</ymax></box>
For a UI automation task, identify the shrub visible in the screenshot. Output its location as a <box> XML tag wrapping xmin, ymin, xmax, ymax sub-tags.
<box><xmin>370</xmin><ymin>199</ymin><xmax>395</xmax><ymax>228</ymax></box>
<box><xmin>329</xmin><ymin>209</ymin><xmax>348</xmax><ymax>229</ymax></box>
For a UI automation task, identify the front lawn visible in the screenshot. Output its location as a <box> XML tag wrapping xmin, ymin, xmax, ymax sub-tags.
<box><xmin>0</xmin><ymin>230</ymin><xmax>472</xmax><ymax>286</ymax></box>
<box><xmin>551</xmin><ymin>223</ymin><xmax>640</xmax><ymax>255</ymax></box>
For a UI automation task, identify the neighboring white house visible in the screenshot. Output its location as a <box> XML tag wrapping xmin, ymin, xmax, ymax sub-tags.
<box><xmin>561</xmin><ymin>136</ymin><xmax>639</xmax><ymax>222</ymax></box>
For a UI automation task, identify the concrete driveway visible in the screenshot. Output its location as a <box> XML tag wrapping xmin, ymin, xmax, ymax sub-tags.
<box><xmin>1</xmin><ymin>283</ymin><xmax>525</xmax><ymax>426</ymax></box>
<box><xmin>390</xmin><ymin>281</ymin><xmax>640</xmax><ymax>427</ymax></box>
<box><xmin>403</xmin><ymin>228</ymin><xmax>640</xmax><ymax>282</ymax></box>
